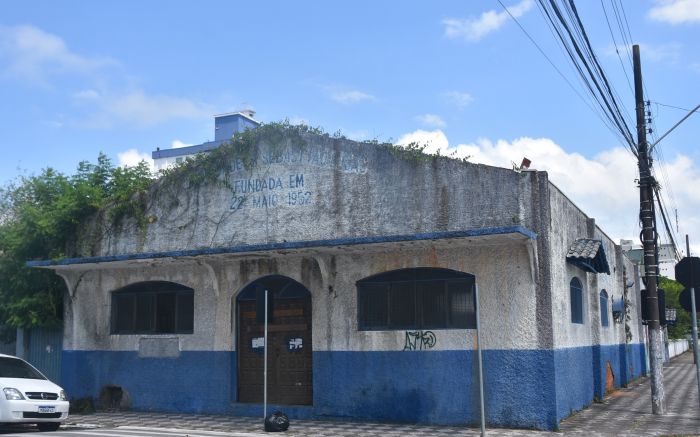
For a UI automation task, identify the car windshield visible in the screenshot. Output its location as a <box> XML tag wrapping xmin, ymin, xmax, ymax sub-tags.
<box><xmin>0</xmin><ymin>357</ymin><xmax>46</xmax><ymax>379</ymax></box>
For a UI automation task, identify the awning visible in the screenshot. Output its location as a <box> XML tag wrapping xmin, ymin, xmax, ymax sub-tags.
<box><xmin>27</xmin><ymin>225</ymin><xmax>537</xmax><ymax>271</ymax></box>
<box><xmin>566</xmin><ymin>238</ymin><xmax>610</xmax><ymax>274</ymax></box>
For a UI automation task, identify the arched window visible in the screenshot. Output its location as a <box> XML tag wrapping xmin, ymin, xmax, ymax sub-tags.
<box><xmin>600</xmin><ymin>290</ymin><xmax>609</xmax><ymax>327</ymax></box>
<box><xmin>356</xmin><ymin>268</ymin><xmax>475</xmax><ymax>330</ymax></box>
<box><xmin>111</xmin><ymin>281</ymin><xmax>194</xmax><ymax>334</ymax></box>
<box><xmin>570</xmin><ymin>277</ymin><xmax>584</xmax><ymax>324</ymax></box>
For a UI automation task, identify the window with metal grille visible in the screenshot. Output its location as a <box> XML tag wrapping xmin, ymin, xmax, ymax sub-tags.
<box><xmin>111</xmin><ymin>281</ymin><xmax>194</xmax><ymax>334</ymax></box>
<box><xmin>600</xmin><ymin>289</ymin><xmax>609</xmax><ymax>327</ymax></box>
<box><xmin>570</xmin><ymin>277</ymin><xmax>584</xmax><ymax>324</ymax></box>
<box><xmin>357</xmin><ymin>268</ymin><xmax>475</xmax><ymax>330</ymax></box>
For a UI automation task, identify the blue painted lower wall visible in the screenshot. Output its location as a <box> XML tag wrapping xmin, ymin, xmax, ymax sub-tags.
<box><xmin>313</xmin><ymin>350</ymin><xmax>557</xmax><ymax>429</ymax></box>
<box><xmin>62</xmin><ymin>351</ymin><xmax>235</xmax><ymax>414</ymax></box>
<box><xmin>62</xmin><ymin>344</ymin><xmax>645</xmax><ymax>430</ymax></box>
<box><xmin>554</xmin><ymin>343</ymin><xmax>646</xmax><ymax>422</ymax></box>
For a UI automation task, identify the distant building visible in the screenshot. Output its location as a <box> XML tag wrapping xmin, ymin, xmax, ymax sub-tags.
<box><xmin>620</xmin><ymin>239</ymin><xmax>677</xmax><ymax>280</ymax></box>
<box><xmin>151</xmin><ymin>110</ymin><xmax>259</xmax><ymax>171</ymax></box>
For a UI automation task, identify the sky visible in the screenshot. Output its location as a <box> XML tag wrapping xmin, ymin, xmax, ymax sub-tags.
<box><xmin>1</xmin><ymin>0</ymin><xmax>699</xmax><ymax>254</ymax></box>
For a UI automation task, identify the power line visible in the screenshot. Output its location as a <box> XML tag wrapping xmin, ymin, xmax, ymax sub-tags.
<box><xmin>535</xmin><ymin>0</ymin><xmax>637</xmax><ymax>155</ymax></box>
<box><xmin>653</xmin><ymin>101</ymin><xmax>697</xmax><ymax>112</ymax></box>
<box><xmin>600</xmin><ymin>0</ymin><xmax>633</xmax><ymax>95</ymax></box>
<box><xmin>495</xmin><ymin>0</ymin><xmax>633</xmax><ymax>148</ymax></box>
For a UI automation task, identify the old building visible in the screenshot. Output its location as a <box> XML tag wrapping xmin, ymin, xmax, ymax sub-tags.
<box><xmin>31</xmin><ymin>124</ymin><xmax>646</xmax><ymax>430</ymax></box>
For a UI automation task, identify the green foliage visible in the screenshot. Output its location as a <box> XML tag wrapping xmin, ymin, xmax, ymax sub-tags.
<box><xmin>159</xmin><ymin>120</ymin><xmax>323</xmax><ymax>190</ymax></box>
<box><xmin>158</xmin><ymin>121</ymin><xmax>471</xmax><ymax>194</ymax></box>
<box><xmin>659</xmin><ymin>276</ymin><xmax>692</xmax><ymax>339</ymax></box>
<box><xmin>0</xmin><ymin>154</ymin><xmax>154</xmax><ymax>328</ymax></box>
<box><xmin>0</xmin><ymin>120</ymin><xmax>473</xmax><ymax>330</ymax></box>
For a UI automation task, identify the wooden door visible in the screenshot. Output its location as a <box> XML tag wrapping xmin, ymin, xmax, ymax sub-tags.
<box><xmin>237</xmin><ymin>286</ymin><xmax>312</xmax><ymax>405</ymax></box>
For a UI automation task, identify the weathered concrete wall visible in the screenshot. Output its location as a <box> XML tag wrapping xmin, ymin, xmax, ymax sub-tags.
<box><xmin>546</xmin><ymin>184</ymin><xmax>642</xmax><ymax>349</ymax></box>
<box><xmin>64</xmin><ymin>241</ymin><xmax>538</xmax><ymax>353</ymax></box>
<box><xmin>75</xmin><ymin>135</ymin><xmax>537</xmax><ymax>258</ymax></box>
<box><xmin>62</xmin><ymin>238</ymin><xmax>553</xmax><ymax>427</ymax></box>
<box><xmin>545</xmin><ymin>183</ymin><xmax>646</xmax><ymax>420</ymax></box>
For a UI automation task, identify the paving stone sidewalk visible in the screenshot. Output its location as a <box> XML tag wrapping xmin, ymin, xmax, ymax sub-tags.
<box><xmin>66</xmin><ymin>352</ymin><xmax>700</xmax><ymax>436</ymax></box>
<box><xmin>558</xmin><ymin>351</ymin><xmax>699</xmax><ymax>436</ymax></box>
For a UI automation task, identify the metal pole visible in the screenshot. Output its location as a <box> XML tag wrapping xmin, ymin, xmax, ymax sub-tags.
<box><xmin>686</xmin><ymin>235</ymin><xmax>700</xmax><ymax>408</ymax></box>
<box><xmin>264</xmin><ymin>289</ymin><xmax>268</xmax><ymax>419</ymax></box>
<box><xmin>633</xmin><ymin>44</ymin><xmax>666</xmax><ymax>414</ymax></box>
<box><xmin>475</xmin><ymin>284</ymin><xmax>486</xmax><ymax>436</ymax></box>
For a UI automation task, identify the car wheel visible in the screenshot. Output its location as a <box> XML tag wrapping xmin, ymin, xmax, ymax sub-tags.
<box><xmin>37</xmin><ymin>422</ymin><xmax>61</xmax><ymax>432</ymax></box>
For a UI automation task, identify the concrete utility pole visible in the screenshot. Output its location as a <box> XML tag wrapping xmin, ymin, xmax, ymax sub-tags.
<box><xmin>633</xmin><ymin>44</ymin><xmax>666</xmax><ymax>414</ymax></box>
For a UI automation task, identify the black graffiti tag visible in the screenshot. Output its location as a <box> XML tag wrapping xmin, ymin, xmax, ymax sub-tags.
<box><xmin>402</xmin><ymin>330</ymin><xmax>436</xmax><ymax>351</ymax></box>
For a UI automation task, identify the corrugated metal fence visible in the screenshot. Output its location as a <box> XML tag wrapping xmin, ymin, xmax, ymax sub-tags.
<box><xmin>25</xmin><ymin>327</ymin><xmax>63</xmax><ymax>383</ymax></box>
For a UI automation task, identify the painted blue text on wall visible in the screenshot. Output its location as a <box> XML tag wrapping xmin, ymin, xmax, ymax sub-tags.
<box><xmin>229</xmin><ymin>144</ymin><xmax>368</xmax><ymax>175</ymax></box>
<box><xmin>230</xmin><ymin>173</ymin><xmax>311</xmax><ymax>210</ymax></box>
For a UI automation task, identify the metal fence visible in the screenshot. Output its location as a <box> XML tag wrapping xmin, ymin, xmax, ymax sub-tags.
<box><xmin>668</xmin><ymin>339</ymin><xmax>689</xmax><ymax>360</ymax></box>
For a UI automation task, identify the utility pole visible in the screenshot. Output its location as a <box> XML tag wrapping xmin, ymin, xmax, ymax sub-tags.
<box><xmin>633</xmin><ymin>44</ymin><xmax>666</xmax><ymax>414</ymax></box>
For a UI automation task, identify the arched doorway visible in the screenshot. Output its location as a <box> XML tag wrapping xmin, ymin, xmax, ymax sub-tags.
<box><xmin>236</xmin><ymin>275</ymin><xmax>312</xmax><ymax>405</ymax></box>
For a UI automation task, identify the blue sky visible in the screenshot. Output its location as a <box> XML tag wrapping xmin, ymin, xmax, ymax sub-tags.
<box><xmin>1</xmin><ymin>0</ymin><xmax>699</xmax><ymax>251</ymax></box>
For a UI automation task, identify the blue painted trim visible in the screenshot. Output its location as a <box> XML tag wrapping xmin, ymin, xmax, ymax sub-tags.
<box><xmin>28</xmin><ymin>226</ymin><xmax>537</xmax><ymax>267</ymax></box>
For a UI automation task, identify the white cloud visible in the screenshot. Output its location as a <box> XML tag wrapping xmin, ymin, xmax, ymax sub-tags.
<box><xmin>604</xmin><ymin>42</ymin><xmax>682</xmax><ymax>65</ymax></box>
<box><xmin>395</xmin><ymin>129</ymin><xmax>700</xmax><ymax>250</ymax></box>
<box><xmin>99</xmin><ymin>91</ymin><xmax>213</xmax><ymax>127</ymax></box>
<box><xmin>415</xmin><ymin>114</ymin><xmax>447</xmax><ymax>128</ymax></box>
<box><xmin>171</xmin><ymin>140</ymin><xmax>193</xmax><ymax>149</ymax></box>
<box><xmin>396</xmin><ymin>129</ymin><xmax>450</xmax><ymax>155</ymax></box>
<box><xmin>330</xmin><ymin>89</ymin><xmax>376</xmax><ymax>104</ymax></box>
<box><xmin>117</xmin><ymin>148</ymin><xmax>154</xmax><ymax>171</ymax></box>
<box><xmin>288</xmin><ymin>116</ymin><xmax>309</xmax><ymax>126</ymax></box>
<box><xmin>0</xmin><ymin>25</ymin><xmax>116</xmax><ymax>83</ymax></box>
<box><xmin>442</xmin><ymin>0</ymin><xmax>533</xmax><ymax>42</ymax></box>
<box><xmin>443</xmin><ymin>91</ymin><xmax>474</xmax><ymax>108</ymax></box>
<box><xmin>0</xmin><ymin>25</ymin><xmax>213</xmax><ymax>128</ymax></box>
<box><xmin>73</xmin><ymin>89</ymin><xmax>100</xmax><ymax>100</ymax></box>
<box><xmin>640</xmin><ymin>43</ymin><xmax>682</xmax><ymax>63</ymax></box>
<box><xmin>649</xmin><ymin>0</ymin><xmax>700</xmax><ymax>24</ymax></box>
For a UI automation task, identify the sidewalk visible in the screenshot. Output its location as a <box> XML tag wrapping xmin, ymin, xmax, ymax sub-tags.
<box><xmin>558</xmin><ymin>351</ymin><xmax>699</xmax><ymax>435</ymax></box>
<box><xmin>66</xmin><ymin>352</ymin><xmax>700</xmax><ymax>436</ymax></box>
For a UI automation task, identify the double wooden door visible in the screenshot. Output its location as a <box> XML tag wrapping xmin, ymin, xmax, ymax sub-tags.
<box><xmin>237</xmin><ymin>293</ymin><xmax>312</xmax><ymax>405</ymax></box>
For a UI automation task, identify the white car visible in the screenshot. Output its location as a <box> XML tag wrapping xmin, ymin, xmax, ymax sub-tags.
<box><xmin>0</xmin><ymin>354</ymin><xmax>69</xmax><ymax>431</ymax></box>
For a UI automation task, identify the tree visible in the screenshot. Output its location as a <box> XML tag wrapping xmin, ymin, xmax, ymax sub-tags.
<box><xmin>659</xmin><ymin>276</ymin><xmax>691</xmax><ymax>339</ymax></box>
<box><xmin>0</xmin><ymin>154</ymin><xmax>153</xmax><ymax>328</ymax></box>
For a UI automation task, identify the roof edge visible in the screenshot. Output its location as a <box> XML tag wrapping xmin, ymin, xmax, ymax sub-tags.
<box><xmin>28</xmin><ymin>226</ymin><xmax>537</xmax><ymax>268</ymax></box>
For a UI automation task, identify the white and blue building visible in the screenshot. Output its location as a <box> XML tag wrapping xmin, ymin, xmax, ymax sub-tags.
<box><xmin>31</xmin><ymin>125</ymin><xmax>646</xmax><ymax>430</ymax></box>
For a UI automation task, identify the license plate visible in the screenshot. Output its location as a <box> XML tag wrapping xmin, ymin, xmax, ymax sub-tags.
<box><xmin>38</xmin><ymin>406</ymin><xmax>55</xmax><ymax>413</ymax></box>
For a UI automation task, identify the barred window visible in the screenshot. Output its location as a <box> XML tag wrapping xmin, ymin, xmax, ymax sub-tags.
<box><xmin>570</xmin><ymin>277</ymin><xmax>584</xmax><ymax>324</ymax></box>
<box><xmin>600</xmin><ymin>290</ymin><xmax>609</xmax><ymax>327</ymax></box>
<box><xmin>357</xmin><ymin>268</ymin><xmax>475</xmax><ymax>330</ymax></box>
<box><xmin>112</xmin><ymin>281</ymin><xmax>194</xmax><ymax>334</ymax></box>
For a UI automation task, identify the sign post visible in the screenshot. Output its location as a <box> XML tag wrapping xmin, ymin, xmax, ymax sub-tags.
<box><xmin>675</xmin><ymin>236</ymin><xmax>700</xmax><ymax>409</ymax></box>
<box><xmin>264</xmin><ymin>289</ymin><xmax>269</xmax><ymax>419</ymax></box>
<box><xmin>475</xmin><ymin>283</ymin><xmax>486</xmax><ymax>436</ymax></box>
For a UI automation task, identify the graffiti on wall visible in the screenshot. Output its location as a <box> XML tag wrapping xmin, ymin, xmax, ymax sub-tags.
<box><xmin>402</xmin><ymin>330</ymin><xmax>436</xmax><ymax>351</ymax></box>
